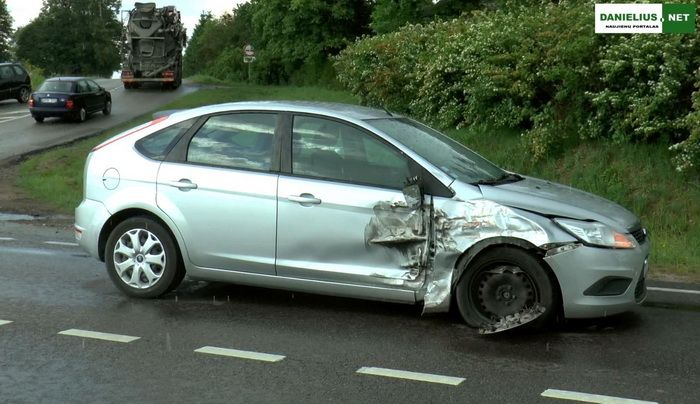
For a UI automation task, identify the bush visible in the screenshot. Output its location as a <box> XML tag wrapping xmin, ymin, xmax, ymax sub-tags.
<box><xmin>334</xmin><ymin>0</ymin><xmax>700</xmax><ymax>168</ymax></box>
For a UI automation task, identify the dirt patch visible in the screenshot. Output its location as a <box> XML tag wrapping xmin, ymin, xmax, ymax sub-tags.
<box><xmin>0</xmin><ymin>161</ymin><xmax>73</xmax><ymax>228</ymax></box>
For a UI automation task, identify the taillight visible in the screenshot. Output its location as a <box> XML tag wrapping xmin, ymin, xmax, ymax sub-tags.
<box><xmin>121</xmin><ymin>70</ymin><xmax>133</xmax><ymax>79</ymax></box>
<box><xmin>163</xmin><ymin>70</ymin><xmax>174</xmax><ymax>79</ymax></box>
<box><xmin>65</xmin><ymin>99</ymin><xmax>74</xmax><ymax>110</ymax></box>
<box><xmin>28</xmin><ymin>98</ymin><xmax>34</xmax><ymax>107</ymax></box>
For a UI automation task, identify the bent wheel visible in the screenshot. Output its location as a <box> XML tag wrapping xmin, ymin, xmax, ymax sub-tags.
<box><xmin>456</xmin><ymin>247</ymin><xmax>556</xmax><ymax>330</ymax></box>
<box><xmin>105</xmin><ymin>217</ymin><xmax>184</xmax><ymax>298</ymax></box>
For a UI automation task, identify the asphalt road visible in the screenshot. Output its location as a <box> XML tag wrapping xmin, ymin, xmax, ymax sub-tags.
<box><xmin>0</xmin><ymin>219</ymin><xmax>698</xmax><ymax>403</ymax></box>
<box><xmin>0</xmin><ymin>78</ymin><xmax>196</xmax><ymax>163</ymax></box>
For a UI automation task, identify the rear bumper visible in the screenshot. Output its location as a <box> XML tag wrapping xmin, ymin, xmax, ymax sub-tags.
<box><xmin>75</xmin><ymin>198</ymin><xmax>111</xmax><ymax>261</ymax></box>
<box><xmin>544</xmin><ymin>240</ymin><xmax>650</xmax><ymax>319</ymax></box>
<box><xmin>30</xmin><ymin>106</ymin><xmax>74</xmax><ymax>117</ymax></box>
<box><xmin>122</xmin><ymin>78</ymin><xmax>175</xmax><ymax>83</ymax></box>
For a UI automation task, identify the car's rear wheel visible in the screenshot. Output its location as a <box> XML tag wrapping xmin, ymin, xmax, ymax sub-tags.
<box><xmin>33</xmin><ymin>115</ymin><xmax>44</xmax><ymax>123</ymax></box>
<box><xmin>17</xmin><ymin>87</ymin><xmax>30</xmax><ymax>103</ymax></box>
<box><xmin>77</xmin><ymin>107</ymin><xmax>87</xmax><ymax>122</ymax></box>
<box><xmin>105</xmin><ymin>217</ymin><xmax>184</xmax><ymax>298</ymax></box>
<box><xmin>455</xmin><ymin>247</ymin><xmax>556</xmax><ymax>331</ymax></box>
<box><xmin>103</xmin><ymin>100</ymin><xmax>111</xmax><ymax>115</ymax></box>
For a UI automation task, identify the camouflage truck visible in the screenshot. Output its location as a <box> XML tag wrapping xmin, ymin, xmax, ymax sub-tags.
<box><xmin>121</xmin><ymin>2</ymin><xmax>186</xmax><ymax>89</ymax></box>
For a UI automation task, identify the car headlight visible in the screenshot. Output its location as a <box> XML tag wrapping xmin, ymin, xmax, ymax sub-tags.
<box><xmin>554</xmin><ymin>218</ymin><xmax>636</xmax><ymax>249</ymax></box>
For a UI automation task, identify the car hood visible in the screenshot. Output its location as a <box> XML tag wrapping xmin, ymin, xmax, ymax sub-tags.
<box><xmin>477</xmin><ymin>176</ymin><xmax>640</xmax><ymax>231</ymax></box>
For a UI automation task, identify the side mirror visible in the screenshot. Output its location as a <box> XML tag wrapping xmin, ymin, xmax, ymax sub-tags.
<box><xmin>402</xmin><ymin>176</ymin><xmax>423</xmax><ymax>210</ymax></box>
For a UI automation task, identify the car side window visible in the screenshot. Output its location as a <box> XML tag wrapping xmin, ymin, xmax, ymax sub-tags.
<box><xmin>11</xmin><ymin>66</ymin><xmax>25</xmax><ymax>77</ymax></box>
<box><xmin>0</xmin><ymin>66</ymin><xmax>12</xmax><ymax>79</ymax></box>
<box><xmin>292</xmin><ymin>116</ymin><xmax>411</xmax><ymax>189</ymax></box>
<box><xmin>77</xmin><ymin>80</ymin><xmax>90</xmax><ymax>93</ymax></box>
<box><xmin>136</xmin><ymin>118</ymin><xmax>198</xmax><ymax>160</ymax></box>
<box><xmin>87</xmin><ymin>80</ymin><xmax>100</xmax><ymax>92</ymax></box>
<box><xmin>187</xmin><ymin>113</ymin><xmax>277</xmax><ymax>171</ymax></box>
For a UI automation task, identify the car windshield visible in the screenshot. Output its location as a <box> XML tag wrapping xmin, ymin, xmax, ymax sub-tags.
<box><xmin>368</xmin><ymin>118</ymin><xmax>505</xmax><ymax>184</ymax></box>
<box><xmin>38</xmin><ymin>81</ymin><xmax>74</xmax><ymax>92</ymax></box>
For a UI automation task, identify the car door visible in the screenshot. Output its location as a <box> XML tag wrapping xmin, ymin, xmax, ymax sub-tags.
<box><xmin>276</xmin><ymin>114</ymin><xmax>430</xmax><ymax>289</ymax></box>
<box><xmin>0</xmin><ymin>66</ymin><xmax>12</xmax><ymax>100</ymax></box>
<box><xmin>156</xmin><ymin>112</ymin><xmax>280</xmax><ymax>275</ymax></box>
<box><xmin>87</xmin><ymin>80</ymin><xmax>105</xmax><ymax>110</ymax></box>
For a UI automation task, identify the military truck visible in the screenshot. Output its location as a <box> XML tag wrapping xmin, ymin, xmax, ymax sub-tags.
<box><xmin>121</xmin><ymin>2</ymin><xmax>186</xmax><ymax>89</ymax></box>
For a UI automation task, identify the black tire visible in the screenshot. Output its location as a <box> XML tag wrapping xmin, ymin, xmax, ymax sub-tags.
<box><xmin>17</xmin><ymin>87</ymin><xmax>30</xmax><ymax>103</ymax></box>
<box><xmin>103</xmin><ymin>99</ymin><xmax>112</xmax><ymax>115</ymax></box>
<box><xmin>105</xmin><ymin>216</ymin><xmax>184</xmax><ymax>298</ymax></box>
<box><xmin>33</xmin><ymin>115</ymin><xmax>44</xmax><ymax>123</ymax></box>
<box><xmin>124</xmin><ymin>82</ymin><xmax>131</xmax><ymax>90</ymax></box>
<box><xmin>76</xmin><ymin>107</ymin><xmax>87</xmax><ymax>122</ymax></box>
<box><xmin>455</xmin><ymin>247</ymin><xmax>556</xmax><ymax>330</ymax></box>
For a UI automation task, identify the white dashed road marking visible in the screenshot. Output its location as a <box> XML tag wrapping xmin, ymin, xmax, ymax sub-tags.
<box><xmin>647</xmin><ymin>286</ymin><xmax>700</xmax><ymax>295</ymax></box>
<box><xmin>194</xmin><ymin>346</ymin><xmax>285</xmax><ymax>362</ymax></box>
<box><xmin>58</xmin><ymin>329</ymin><xmax>140</xmax><ymax>343</ymax></box>
<box><xmin>356</xmin><ymin>367</ymin><xmax>465</xmax><ymax>386</ymax></box>
<box><xmin>0</xmin><ymin>320</ymin><xmax>13</xmax><ymax>326</ymax></box>
<box><xmin>44</xmin><ymin>241</ymin><xmax>80</xmax><ymax>247</ymax></box>
<box><xmin>0</xmin><ymin>237</ymin><xmax>16</xmax><ymax>241</ymax></box>
<box><xmin>541</xmin><ymin>389</ymin><xmax>657</xmax><ymax>404</ymax></box>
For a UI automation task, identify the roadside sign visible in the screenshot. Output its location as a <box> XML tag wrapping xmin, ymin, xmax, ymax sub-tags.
<box><xmin>243</xmin><ymin>56</ymin><xmax>256</xmax><ymax>63</ymax></box>
<box><xmin>244</xmin><ymin>44</ymin><xmax>255</xmax><ymax>56</ymax></box>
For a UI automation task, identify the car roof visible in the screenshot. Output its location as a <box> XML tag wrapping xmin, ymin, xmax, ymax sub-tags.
<box><xmin>172</xmin><ymin>101</ymin><xmax>398</xmax><ymax>122</ymax></box>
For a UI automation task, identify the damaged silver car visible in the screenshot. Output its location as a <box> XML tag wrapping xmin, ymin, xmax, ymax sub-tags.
<box><xmin>75</xmin><ymin>101</ymin><xmax>650</xmax><ymax>333</ymax></box>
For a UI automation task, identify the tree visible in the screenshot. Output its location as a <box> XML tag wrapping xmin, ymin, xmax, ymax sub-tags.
<box><xmin>183</xmin><ymin>11</ymin><xmax>213</xmax><ymax>76</ymax></box>
<box><xmin>370</xmin><ymin>0</ymin><xmax>432</xmax><ymax>34</ymax></box>
<box><xmin>0</xmin><ymin>0</ymin><xmax>12</xmax><ymax>60</ymax></box>
<box><xmin>250</xmin><ymin>0</ymin><xmax>372</xmax><ymax>83</ymax></box>
<box><xmin>15</xmin><ymin>0</ymin><xmax>122</xmax><ymax>75</ymax></box>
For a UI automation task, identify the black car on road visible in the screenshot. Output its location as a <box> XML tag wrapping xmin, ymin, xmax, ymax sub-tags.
<box><xmin>0</xmin><ymin>62</ymin><xmax>32</xmax><ymax>104</ymax></box>
<box><xmin>29</xmin><ymin>77</ymin><xmax>111</xmax><ymax>123</ymax></box>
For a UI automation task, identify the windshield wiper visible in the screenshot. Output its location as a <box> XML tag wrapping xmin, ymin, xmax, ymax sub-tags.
<box><xmin>471</xmin><ymin>172</ymin><xmax>524</xmax><ymax>186</ymax></box>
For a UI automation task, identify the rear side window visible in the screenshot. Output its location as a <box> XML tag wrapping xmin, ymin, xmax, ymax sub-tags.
<box><xmin>12</xmin><ymin>66</ymin><xmax>25</xmax><ymax>77</ymax></box>
<box><xmin>0</xmin><ymin>66</ymin><xmax>12</xmax><ymax>79</ymax></box>
<box><xmin>187</xmin><ymin>113</ymin><xmax>277</xmax><ymax>171</ymax></box>
<box><xmin>136</xmin><ymin>118</ymin><xmax>198</xmax><ymax>160</ymax></box>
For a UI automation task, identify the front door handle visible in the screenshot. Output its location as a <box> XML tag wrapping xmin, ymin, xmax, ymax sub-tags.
<box><xmin>165</xmin><ymin>179</ymin><xmax>198</xmax><ymax>191</ymax></box>
<box><xmin>287</xmin><ymin>193</ymin><xmax>321</xmax><ymax>205</ymax></box>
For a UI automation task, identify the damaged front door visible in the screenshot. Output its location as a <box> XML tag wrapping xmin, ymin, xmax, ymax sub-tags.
<box><xmin>275</xmin><ymin>115</ymin><xmax>429</xmax><ymax>290</ymax></box>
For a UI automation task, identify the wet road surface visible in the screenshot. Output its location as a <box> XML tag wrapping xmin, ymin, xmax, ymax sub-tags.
<box><xmin>0</xmin><ymin>219</ymin><xmax>698</xmax><ymax>403</ymax></box>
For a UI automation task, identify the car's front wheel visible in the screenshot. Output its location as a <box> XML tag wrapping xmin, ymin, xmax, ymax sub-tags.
<box><xmin>17</xmin><ymin>87</ymin><xmax>30</xmax><ymax>103</ymax></box>
<box><xmin>103</xmin><ymin>100</ymin><xmax>111</xmax><ymax>115</ymax></box>
<box><xmin>105</xmin><ymin>217</ymin><xmax>184</xmax><ymax>298</ymax></box>
<box><xmin>455</xmin><ymin>247</ymin><xmax>556</xmax><ymax>331</ymax></box>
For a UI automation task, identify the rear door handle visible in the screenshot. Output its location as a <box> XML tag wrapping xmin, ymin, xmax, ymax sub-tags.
<box><xmin>287</xmin><ymin>194</ymin><xmax>321</xmax><ymax>205</ymax></box>
<box><xmin>166</xmin><ymin>179</ymin><xmax>198</xmax><ymax>191</ymax></box>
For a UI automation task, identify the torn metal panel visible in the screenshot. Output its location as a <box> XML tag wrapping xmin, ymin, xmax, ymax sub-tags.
<box><xmin>365</xmin><ymin>197</ymin><xmax>551</xmax><ymax>317</ymax></box>
<box><xmin>478</xmin><ymin>304</ymin><xmax>546</xmax><ymax>334</ymax></box>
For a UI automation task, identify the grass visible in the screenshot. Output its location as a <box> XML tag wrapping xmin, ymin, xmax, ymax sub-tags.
<box><xmin>15</xmin><ymin>80</ymin><xmax>699</xmax><ymax>278</ymax></box>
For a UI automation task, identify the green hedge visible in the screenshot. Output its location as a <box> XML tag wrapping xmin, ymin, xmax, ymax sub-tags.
<box><xmin>334</xmin><ymin>1</ymin><xmax>700</xmax><ymax>170</ymax></box>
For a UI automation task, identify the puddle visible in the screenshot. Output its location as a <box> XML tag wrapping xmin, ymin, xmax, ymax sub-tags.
<box><xmin>0</xmin><ymin>213</ymin><xmax>36</xmax><ymax>221</ymax></box>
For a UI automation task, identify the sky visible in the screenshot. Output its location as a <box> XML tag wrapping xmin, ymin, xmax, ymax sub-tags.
<box><xmin>6</xmin><ymin>0</ymin><xmax>248</xmax><ymax>35</ymax></box>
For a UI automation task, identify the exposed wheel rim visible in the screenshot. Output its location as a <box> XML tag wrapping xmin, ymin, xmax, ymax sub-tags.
<box><xmin>104</xmin><ymin>101</ymin><xmax>111</xmax><ymax>114</ymax></box>
<box><xmin>112</xmin><ymin>228</ymin><xmax>166</xmax><ymax>289</ymax></box>
<box><xmin>19</xmin><ymin>88</ymin><xmax>29</xmax><ymax>103</ymax></box>
<box><xmin>79</xmin><ymin>108</ymin><xmax>86</xmax><ymax>121</ymax></box>
<box><xmin>470</xmin><ymin>265</ymin><xmax>538</xmax><ymax>321</ymax></box>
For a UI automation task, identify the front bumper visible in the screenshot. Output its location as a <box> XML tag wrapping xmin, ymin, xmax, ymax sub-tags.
<box><xmin>544</xmin><ymin>240</ymin><xmax>650</xmax><ymax>319</ymax></box>
<box><xmin>75</xmin><ymin>198</ymin><xmax>111</xmax><ymax>261</ymax></box>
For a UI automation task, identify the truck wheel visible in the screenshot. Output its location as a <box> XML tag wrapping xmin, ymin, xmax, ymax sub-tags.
<box><xmin>124</xmin><ymin>83</ymin><xmax>131</xmax><ymax>90</ymax></box>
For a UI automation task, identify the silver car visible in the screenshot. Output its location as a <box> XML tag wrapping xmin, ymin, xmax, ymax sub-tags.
<box><xmin>75</xmin><ymin>102</ymin><xmax>650</xmax><ymax>332</ymax></box>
